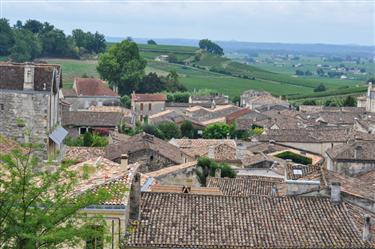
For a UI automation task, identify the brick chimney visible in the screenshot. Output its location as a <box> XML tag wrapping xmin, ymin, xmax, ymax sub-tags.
<box><xmin>215</xmin><ymin>168</ymin><xmax>221</xmax><ymax>178</ymax></box>
<box><xmin>121</xmin><ymin>154</ymin><xmax>128</xmax><ymax>168</ymax></box>
<box><xmin>129</xmin><ymin>172</ymin><xmax>141</xmax><ymax>221</ymax></box>
<box><xmin>208</xmin><ymin>146</ymin><xmax>215</xmax><ymax>159</ymax></box>
<box><xmin>23</xmin><ymin>64</ymin><xmax>35</xmax><ymax>90</ymax></box>
<box><xmin>330</xmin><ymin>182</ymin><xmax>341</xmax><ymax>203</ymax></box>
<box><xmin>362</xmin><ymin>214</ymin><xmax>372</xmax><ymax>242</ymax></box>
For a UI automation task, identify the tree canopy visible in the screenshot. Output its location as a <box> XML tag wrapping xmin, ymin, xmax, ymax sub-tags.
<box><xmin>198</xmin><ymin>39</ymin><xmax>224</xmax><ymax>56</ymax></box>
<box><xmin>203</xmin><ymin>123</ymin><xmax>231</xmax><ymax>139</ymax></box>
<box><xmin>0</xmin><ymin>141</ymin><xmax>124</xmax><ymax>248</ymax></box>
<box><xmin>147</xmin><ymin>39</ymin><xmax>157</xmax><ymax>45</ymax></box>
<box><xmin>97</xmin><ymin>40</ymin><xmax>147</xmax><ymax>95</ymax></box>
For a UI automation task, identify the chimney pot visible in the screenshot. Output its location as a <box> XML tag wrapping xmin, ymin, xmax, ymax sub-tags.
<box><xmin>330</xmin><ymin>182</ymin><xmax>341</xmax><ymax>203</ymax></box>
<box><xmin>121</xmin><ymin>154</ymin><xmax>129</xmax><ymax>168</ymax></box>
<box><xmin>215</xmin><ymin>168</ymin><xmax>221</xmax><ymax>178</ymax></box>
<box><xmin>362</xmin><ymin>214</ymin><xmax>372</xmax><ymax>242</ymax></box>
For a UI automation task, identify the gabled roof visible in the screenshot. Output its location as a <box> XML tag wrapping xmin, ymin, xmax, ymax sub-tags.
<box><xmin>105</xmin><ymin>133</ymin><xmax>184</xmax><ymax>163</ymax></box>
<box><xmin>326</xmin><ymin>140</ymin><xmax>375</xmax><ymax>161</ymax></box>
<box><xmin>126</xmin><ymin>192</ymin><xmax>371</xmax><ymax>248</ymax></box>
<box><xmin>131</xmin><ymin>93</ymin><xmax>166</xmax><ymax>102</ymax></box>
<box><xmin>170</xmin><ymin>139</ymin><xmax>237</xmax><ymax>158</ymax></box>
<box><xmin>74</xmin><ymin>77</ymin><xmax>118</xmax><ymax>97</ymax></box>
<box><xmin>63</xmin><ymin>146</ymin><xmax>105</xmax><ymax>163</ymax></box>
<box><xmin>62</xmin><ymin>111</ymin><xmax>125</xmax><ymax>127</ymax></box>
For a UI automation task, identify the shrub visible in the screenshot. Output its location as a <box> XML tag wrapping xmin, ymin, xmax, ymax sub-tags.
<box><xmin>203</xmin><ymin>123</ymin><xmax>230</xmax><ymax>139</ymax></box>
<box><xmin>180</xmin><ymin>120</ymin><xmax>195</xmax><ymax>138</ymax></box>
<box><xmin>142</xmin><ymin>124</ymin><xmax>164</xmax><ymax>139</ymax></box>
<box><xmin>157</xmin><ymin>121</ymin><xmax>181</xmax><ymax>139</ymax></box>
<box><xmin>65</xmin><ymin>133</ymin><xmax>108</xmax><ymax>147</ymax></box>
<box><xmin>196</xmin><ymin>157</ymin><xmax>236</xmax><ymax>186</ymax></box>
<box><xmin>275</xmin><ymin>151</ymin><xmax>312</xmax><ymax>165</ymax></box>
<box><xmin>314</xmin><ymin>83</ymin><xmax>326</xmax><ymax>92</ymax></box>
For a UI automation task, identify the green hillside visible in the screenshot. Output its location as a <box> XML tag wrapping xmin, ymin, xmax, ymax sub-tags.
<box><xmin>138</xmin><ymin>44</ymin><xmax>198</xmax><ymax>61</ymax></box>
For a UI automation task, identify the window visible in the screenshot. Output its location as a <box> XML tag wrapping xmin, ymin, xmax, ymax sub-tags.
<box><xmin>79</xmin><ymin>127</ymin><xmax>88</xmax><ymax>135</ymax></box>
<box><xmin>150</xmin><ymin>155</ymin><xmax>154</xmax><ymax>161</ymax></box>
<box><xmin>0</xmin><ymin>104</ymin><xmax>4</xmax><ymax>111</ymax></box>
<box><xmin>149</xmin><ymin>103</ymin><xmax>152</xmax><ymax>111</ymax></box>
<box><xmin>85</xmin><ymin>225</ymin><xmax>104</xmax><ymax>249</ymax></box>
<box><xmin>140</xmin><ymin>103</ymin><xmax>144</xmax><ymax>111</ymax></box>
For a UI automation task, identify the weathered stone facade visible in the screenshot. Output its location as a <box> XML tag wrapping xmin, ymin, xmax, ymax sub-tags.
<box><xmin>127</xmin><ymin>149</ymin><xmax>177</xmax><ymax>173</ymax></box>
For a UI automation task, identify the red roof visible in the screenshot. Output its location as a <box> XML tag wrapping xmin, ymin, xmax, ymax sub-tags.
<box><xmin>131</xmin><ymin>93</ymin><xmax>166</xmax><ymax>102</ymax></box>
<box><xmin>74</xmin><ymin>77</ymin><xmax>118</xmax><ymax>97</ymax></box>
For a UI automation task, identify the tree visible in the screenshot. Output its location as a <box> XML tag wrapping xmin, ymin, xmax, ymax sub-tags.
<box><xmin>139</xmin><ymin>72</ymin><xmax>165</xmax><ymax>93</ymax></box>
<box><xmin>0</xmin><ymin>141</ymin><xmax>123</xmax><ymax>248</ymax></box>
<box><xmin>196</xmin><ymin>157</ymin><xmax>236</xmax><ymax>187</ymax></box>
<box><xmin>120</xmin><ymin>95</ymin><xmax>131</xmax><ymax>109</ymax></box>
<box><xmin>302</xmin><ymin>99</ymin><xmax>317</xmax><ymax>105</ymax></box>
<box><xmin>142</xmin><ymin>124</ymin><xmax>164</xmax><ymax>139</ymax></box>
<box><xmin>180</xmin><ymin>120</ymin><xmax>195</xmax><ymax>138</ymax></box>
<box><xmin>97</xmin><ymin>40</ymin><xmax>146</xmax><ymax>95</ymax></box>
<box><xmin>156</xmin><ymin>121</ymin><xmax>181</xmax><ymax>140</ymax></box>
<box><xmin>23</xmin><ymin>19</ymin><xmax>44</xmax><ymax>33</ymax></box>
<box><xmin>198</xmin><ymin>39</ymin><xmax>224</xmax><ymax>56</ymax></box>
<box><xmin>0</xmin><ymin>18</ymin><xmax>15</xmax><ymax>56</ymax></box>
<box><xmin>343</xmin><ymin>95</ymin><xmax>356</xmax><ymax>107</ymax></box>
<box><xmin>147</xmin><ymin>39</ymin><xmax>157</xmax><ymax>45</ymax></box>
<box><xmin>314</xmin><ymin>83</ymin><xmax>326</xmax><ymax>92</ymax></box>
<box><xmin>316</xmin><ymin>68</ymin><xmax>324</xmax><ymax>76</ymax></box>
<box><xmin>10</xmin><ymin>29</ymin><xmax>42</xmax><ymax>62</ymax></box>
<box><xmin>167</xmin><ymin>53</ymin><xmax>178</xmax><ymax>63</ymax></box>
<box><xmin>295</xmin><ymin>69</ymin><xmax>304</xmax><ymax>76</ymax></box>
<box><xmin>203</xmin><ymin>123</ymin><xmax>230</xmax><ymax>139</ymax></box>
<box><xmin>163</xmin><ymin>70</ymin><xmax>187</xmax><ymax>92</ymax></box>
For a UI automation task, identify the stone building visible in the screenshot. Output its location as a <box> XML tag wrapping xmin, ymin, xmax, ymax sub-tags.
<box><xmin>131</xmin><ymin>92</ymin><xmax>166</xmax><ymax>122</ymax></box>
<box><xmin>357</xmin><ymin>82</ymin><xmax>375</xmax><ymax>112</ymax></box>
<box><xmin>105</xmin><ymin>133</ymin><xmax>192</xmax><ymax>173</ymax></box>
<box><xmin>326</xmin><ymin>140</ymin><xmax>375</xmax><ymax>176</ymax></box>
<box><xmin>240</xmin><ymin>90</ymin><xmax>289</xmax><ymax>110</ymax></box>
<box><xmin>60</xmin><ymin>77</ymin><xmax>120</xmax><ymax>110</ymax></box>
<box><xmin>0</xmin><ymin>63</ymin><xmax>66</xmax><ymax>159</ymax></box>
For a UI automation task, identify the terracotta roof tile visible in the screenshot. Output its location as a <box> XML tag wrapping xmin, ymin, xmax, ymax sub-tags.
<box><xmin>63</xmin><ymin>146</ymin><xmax>105</xmax><ymax>163</ymax></box>
<box><xmin>74</xmin><ymin>77</ymin><xmax>118</xmax><ymax>97</ymax></box>
<box><xmin>131</xmin><ymin>93</ymin><xmax>166</xmax><ymax>102</ymax></box>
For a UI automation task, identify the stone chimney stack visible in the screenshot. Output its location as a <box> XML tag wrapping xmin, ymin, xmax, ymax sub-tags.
<box><xmin>208</xmin><ymin>146</ymin><xmax>215</xmax><ymax>159</ymax></box>
<box><xmin>129</xmin><ymin>172</ymin><xmax>141</xmax><ymax>221</ymax></box>
<box><xmin>23</xmin><ymin>64</ymin><xmax>35</xmax><ymax>90</ymax></box>
<box><xmin>215</xmin><ymin>168</ymin><xmax>221</xmax><ymax>178</ymax></box>
<box><xmin>121</xmin><ymin>154</ymin><xmax>128</xmax><ymax>168</ymax></box>
<box><xmin>362</xmin><ymin>214</ymin><xmax>372</xmax><ymax>242</ymax></box>
<box><xmin>211</xmin><ymin>99</ymin><xmax>216</xmax><ymax>109</ymax></box>
<box><xmin>330</xmin><ymin>182</ymin><xmax>341</xmax><ymax>203</ymax></box>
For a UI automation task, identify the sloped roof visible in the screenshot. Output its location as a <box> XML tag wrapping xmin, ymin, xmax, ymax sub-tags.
<box><xmin>170</xmin><ymin>139</ymin><xmax>237</xmax><ymax>158</ymax></box>
<box><xmin>105</xmin><ymin>133</ymin><xmax>184</xmax><ymax>163</ymax></box>
<box><xmin>63</xmin><ymin>146</ymin><xmax>105</xmax><ymax>163</ymax></box>
<box><xmin>74</xmin><ymin>77</ymin><xmax>118</xmax><ymax>97</ymax></box>
<box><xmin>62</xmin><ymin>111</ymin><xmax>125</xmax><ymax>127</ymax></box>
<box><xmin>0</xmin><ymin>135</ymin><xmax>27</xmax><ymax>155</ymax></box>
<box><xmin>326</xmin><ymin>140</ymin><xmax>375</xmax><ymax>161</ymax></box>
<box><xmin>131</xmin><ymin>93</ymin><xmax>166</xmax><ymax>102</ymax></box>
<box><xmin>126</xmin><ymin>192</ymin><xmax>370</xmax><ymax>248</ymax></box>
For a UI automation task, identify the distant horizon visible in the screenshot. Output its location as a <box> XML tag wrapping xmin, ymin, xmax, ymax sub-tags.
<box><xmin>3</xmin><ymin>0</ymin><xmax>374</xmax><ymax>46</ymax></box>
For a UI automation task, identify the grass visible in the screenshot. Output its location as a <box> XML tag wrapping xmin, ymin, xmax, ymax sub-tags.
<box><xmin>44</xmin><ymin>58</ymin><xmax>99</xmax><ymax>88</ymax></box>
<box><xmin>138</xmin><ymin>44</ymin><xmax>198</xmax><ymax>61</ymax></box>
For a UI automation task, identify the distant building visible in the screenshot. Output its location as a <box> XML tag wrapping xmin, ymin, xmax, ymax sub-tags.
<box><xmin>240</xmin><ymin>90</ymin><xmax>289</xmax><ymax>110</ymax></box>
<box><xmin>131</xmin><ymin>93</ymin><xmax>166</xmax><ymax>122</ymax></box>
<box><xmin>0</xmin><ymin>62</ymin><xmax>67</xmax><ymax>159</ymax></box>
<box><xmin>154</xmin><ymin>54</ymin><xmax>169</xmax><ymax>62</ymax></box>
<box><xmin>60</xmin><ymin>77</ymin><xmax>120</xmax><ymax>110</ymax></box>
<box><xmin>188</xmin><ymin>93</ymin><xmax>229</xmax><ymax>107</ymax></box>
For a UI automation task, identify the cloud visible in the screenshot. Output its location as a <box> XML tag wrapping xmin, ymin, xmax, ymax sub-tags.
<box><xmin>2</xmin><ymin>0</ymin><xmax>374</xmax><ymax>45</ymax></box>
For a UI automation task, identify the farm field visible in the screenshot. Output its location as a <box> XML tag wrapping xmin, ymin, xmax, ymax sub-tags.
<box><xmin>43</xmin><ymin>43</ymin><xmax>369</xmax><ymax>100</ymax></box>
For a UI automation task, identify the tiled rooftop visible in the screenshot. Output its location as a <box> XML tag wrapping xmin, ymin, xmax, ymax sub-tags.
<box><xmin>63</xmin><ymin>146</ymin><xmax>105</xmax><ymax>163</ymax></box>
<box><xmin>74</xmin><ymin>77</ymin><xmax>118</xmax><ymax>97</ymax></box>
<box><xmin>126</xmin><ymin>192</ymin><xmax>371</xmax><ymax>248</ymax></box>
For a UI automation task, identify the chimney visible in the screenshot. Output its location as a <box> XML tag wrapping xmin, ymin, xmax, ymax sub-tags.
<box><xmin>362</xmin><ymin>214</ymin><xmax>372</xmax><ymax>242</ymax></box>
<box><xmin>330</xmin><ymin>182</ymin><xmax>341</xmax><ymax>203</ymax></box>
<box><xmin>128</xmin><ymin>172</ymin><xmax>141</xmax><ymax>221</ymax></box>
<box><xmin>215</xmin><ymin>168</ymin><xmax>221</xmax><ymax>178</ymax></box>
<box><xmin>121</xmin><ymin>154</ymin><xmax>128</xmax><ymax>168</ymax></box>
<box><xmin>211</xmin><ymin>99</ymin><xmax>216</xmax><ymax>109</ymax></box>
<box><xmin>271</xmin><ymin>184</ymin><xmax>278</xmax><ymax>197</ymax></box>
<box><xmin>23</xmin><ymin>64</ymin><xmax>35</xmax><ymax>90</ymax></box>
<box><xmin>354</xmin><ymin>145</ymin><xmax>363</xmax><ymax>159</ymax></box>
<box><xmin>208</xmin><ymin>146</ymin><xmax>215</xmax><ymax>159</ymax></box>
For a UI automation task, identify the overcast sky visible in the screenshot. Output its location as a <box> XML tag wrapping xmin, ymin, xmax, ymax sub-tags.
<box><xmin>1</xmin><ymin>0</ymin><xmax>374</xmax><ymax>46</ymax></box>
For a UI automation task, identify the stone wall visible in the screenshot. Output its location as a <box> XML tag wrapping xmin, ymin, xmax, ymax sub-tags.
<box><xmin>0</xmin><ymin>91</ymin><xmax>49</xmax><ymax>157</ymax></box>
<box><xmin>329</xmin><ymin>160</ymin><xmax>375</xmax><ymax>176</ymax></box>
<box><xmin>286</xmin><ymin>180</ymin><xmax>321</xmax><ymax>196</ymax></box>
<box><xmin>154</xmin><ymin>166</ymin><xmax>199</xmax><ymax>187</ymax></box>
<box><xmin>64</xmin><ymin>96</ymin><xmax>121</xmax><ymax>111</ymax></box>
<box><xmin>127</xmin><ymin>149</ymin><xmax>176</xmax><ymax>173</ymax></box>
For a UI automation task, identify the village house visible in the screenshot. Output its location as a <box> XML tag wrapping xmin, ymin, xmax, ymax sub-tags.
<box><xmin>60</xmin><ymin>77</ymin><xmax>120</xmax><ymax>110</ymax></box>
<box><xmin>240</xmin><ymin>90</ymin><xmax>289</xmax><ymax>110</ymax></box>
<box><xmin>131</xmin><ymin>92</ymin><xmax>167</xmax><ymax>122</ymax></box>
<box><xmin>357</xmin><ymin>82</ymin><xmax>375</xmax><ymax>112</ymax></box>
<box><xmin>0</xmin><ymin>62</ymin><xmax>67</xmax><ymax>159</ymax></box>
<box><xmin>326</xmin><ymin>140</ymin><xmax>375</xmax><ymax>176</ymax></box>
<box><xmin>188</xmin><ymin>93</ymin><xmax>229</xmax><ymax>107</ymax></box>
<box><xmin>124</xmin><ymin>182</ymin><xmax>374</xmax><ymax>248</ymax></box>
<box><xmin>62</xmin><ymin>111</ymin><xmax>127</xmax><ymax>137</ymax></box>
<box><xmin>105</xmin><ymin>132</ymin><xmax>192</xmax><ymax>173</ymax></box>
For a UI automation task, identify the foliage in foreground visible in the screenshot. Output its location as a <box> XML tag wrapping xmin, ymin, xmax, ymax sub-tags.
<box><xmin>0</xmin><ymin>141</ymin><xmax>125</xmax><ymax>248</ymax></box>
<box><xmin>275</xmin><ymin>151</ymin><xmax>312</xmax><ymax>165</ymax></box>
<box><xmin>196</xmin><ymin>157</ymin><xmax>236</xmax><ymax>186</ymax></box>
<box><xmin>65</xmin><ymin>132</ymin><xmax>108</xmax><ymax>147</ymax></box>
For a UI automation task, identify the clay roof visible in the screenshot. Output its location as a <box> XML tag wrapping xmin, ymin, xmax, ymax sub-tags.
<box><xmin>126</xmin><ymin>192</ymin><xmax>370</xmax><ymax>248</ymax></box>
<box><xmin>258</xmin><ymin>128</ymin><xmax>352</xmax><ymax>143</ymax></box>
<box><xmin>74</xmin><ymin>77</ymin><xmax>118</xmax><ymax>97</ymax></box>
<box><xmin>88</xmin><ymin>106</ymin><xmax>131</xmax><ymax>115</ymax></box>
<box><xmin>170</xmin><ymin>139</ymin><xmax>237</xmax><ymax>158</ymax></box>
<box><xmin>149</xmin><ymin>110</ymin><xmax>186</xmax><ymax>125</ymax></box>
<box><xmin>0</xmin><ymin>135</ymin><xmax>26</xmax><ymax>155</ymax></box>
<box><xmin>150</xmin><ymin>185</ymin><xmax>222</xmax><ymax>195</ymax></box>
<box><xmin>207</xmin><ymin>176</ymin><xmax>284</xmax><ymax>197</ymax></box>
<box><xmin>131</xmin><ymin>93</ymin><xmax>166</xmax><ymax>102</ymax></box>
<box><xmin>105</xmin><ymin>133</ymin><xmax>184</xmax><ymax>164</ymax></box>
<box><xmin>62</xmin><ymin>111</ymin><xmax>126</xmax><ymax>127</ymax></box>
<box><xmin>146</xmin><ymin>161</ymin><xmax>197</xmax><ymax>178</ymax></box>
<box><xmin>326</xmin><ymin>140</ymin><xmax>375</xmax><ymax>161</ymax></box>
<box><xmin>63</xmin><ymin>146</ymin><xmax>105</xmax><ymax>163</ymax></box>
